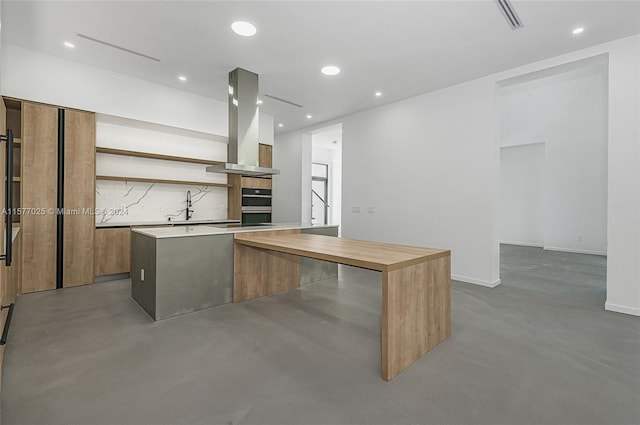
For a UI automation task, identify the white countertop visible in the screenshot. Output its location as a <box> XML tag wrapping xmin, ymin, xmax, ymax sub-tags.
<box><xmin>131</xmin><ymin>223</ymin><xmax>339</xmax><ymax>239</ymax></box>
<box><xmin>96</xmin><ymin>219</ymin><xmax>240</xmax><ymax>228</ymax></box>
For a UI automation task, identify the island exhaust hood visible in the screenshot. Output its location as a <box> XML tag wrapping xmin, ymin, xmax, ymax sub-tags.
<box><xmin>206</xmin><ymin>68</ymin><xmax>280</xmax><ymax>177</ymax></box>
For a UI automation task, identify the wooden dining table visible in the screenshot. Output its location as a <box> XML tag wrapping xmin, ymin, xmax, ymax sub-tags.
<box><xmin>233</xmin><ymin>230</ymin><xmax>451</xmax><ymax>381</ymax></box>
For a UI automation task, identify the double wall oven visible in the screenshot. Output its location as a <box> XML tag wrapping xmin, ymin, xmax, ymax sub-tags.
<box><xmin>241</xmin><ymin>188</ymin><xmax>272</xmax><ymax>224</ymax></box>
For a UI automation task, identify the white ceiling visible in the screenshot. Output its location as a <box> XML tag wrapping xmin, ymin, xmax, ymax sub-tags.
<box><xmin>2</xmin><ymin>1</ymin><xmax>639</xmax><ymax>134</ymax></box>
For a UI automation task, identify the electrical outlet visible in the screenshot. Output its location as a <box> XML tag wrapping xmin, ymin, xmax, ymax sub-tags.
<box><xmin>158</xmin><ymin>204</ymin><xmax>164</xmax><ymax>212</ymax></box>
<box><xmin>577</xmin><ymin>236</ymin><xmax>583</xmax><ymax>242</ymax></box>
<box><xmin>141</xmin><ymin>269</ymin><xmax>145</xmax><ymax>282</ymax></box>
<box><xmin>219</xmin><ymin>204</ymin><xmax>226</xmax><ymax>211</ymax></box>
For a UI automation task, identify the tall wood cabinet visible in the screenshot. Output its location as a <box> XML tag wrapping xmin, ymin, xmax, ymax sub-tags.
<box><xmin>63</xmin><ymin>110</ymin><xmax>96</xmax><ymax>287</ymax></box>
<box><xmin>3</xmin><ymin>98</ymin><xmax>96</xmax><ymax>293</ymax></box>
<box><xmin>22</xmin><ymin>102</ymin><xmax>58</xmax><ymax>292</ymax></box>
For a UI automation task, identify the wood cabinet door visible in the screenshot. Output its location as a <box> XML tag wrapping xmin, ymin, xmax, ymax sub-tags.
<box><xmin>63</xmin><ymin>110</ymin><xmax>95</xmax><ymax>287</ymax></box>
<box><xmin>227</xmin><ymin>175</ymin><xmax>242</xmax><ymax>221</ymax></box>
<box><xmin>241</xmin><ymin>177</ymin><xmax>272</xmax><ymax>190</ymax></box>
<box><xmin>258</xmin><ymin>143</ymin><xmax>272</xmax><ymax>168</ymax></box>
<box><xmin>94</xmin><ymin>228</ymin><xmax>131</xmax><ymax>276</ymax></box>
<box><xmin>21</xmin><ymin>102</ymin><xmax>58</xmax><ymax>293</ymax></box>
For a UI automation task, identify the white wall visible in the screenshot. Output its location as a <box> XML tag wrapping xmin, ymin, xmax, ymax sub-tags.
<box><xmin>277</xmin><ymin>78</ymin><xmax>501</xmax><ymax>287</ymax></box>
<box><xmin>259</xmin><ymin>114</ymin><xmax>274</xmax><ymax>146</ymax></box>
<box><xmin>500</xmin><ymin>143</ymin><xmax>546</xmax><ymax>247</ymax></box>
<box><xmin>340</xmin><ymin>79</ymin><xmax>499</xmax><ymax>287</ymax></box>
<box><xmin>0</xmin><ymin>5</ymin><xmax>3</xmax><ymax>94</ymax></box>
<box><xmin>604</xmin><ymin>36</ymin><xmax>640</xmax><ymax>316</ymax></box>
<box><xmin>272</xmin><ymin>131</ymin><xmax>312</xmax><ymax>223</ymax></box>
<box><xmin>499</xmin><ymin>63</ymin><xmax>608</xmax><ymax>255</ymax></box>
<box><xmin>273</xmin><ymin>35</ymin><xmax>640</xmax><ymax>315</ymax></box>
<box><xmin>274</xmin><ymin>77</ymin><xmax>501</xmax><ymax>287</ymax></box>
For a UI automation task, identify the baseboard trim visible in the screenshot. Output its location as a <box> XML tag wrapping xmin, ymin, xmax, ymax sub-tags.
<box><xmin>500</xmin><ymin>241</ymin><xmax>544</xmax><ymax>248</ymax></box>
<box><xmin>543</xmin><ymin>246</ymin><xmax>607</xmax><ymax>256</ymax></box>
<box><xmin>605</xmin><ymin>302</ymin><xmax>640</xmax><ymax>317</ymax></box>
<box><xmin>452</xmin><ymin>274</ymin><xmax>501</xmax><ymax>288</ymax></box>
<box><xmin>95</xmin><ymin>273</ymin><xmax>130</xmax><ymax>283</ymax></box>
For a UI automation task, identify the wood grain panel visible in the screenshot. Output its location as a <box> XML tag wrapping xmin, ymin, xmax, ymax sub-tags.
<box><xmin>381</xmin><ymin>255</ymin><xmax>451</xmax><ymax>381</ymax></box>
<box><xmin>96</xmin><ymin>175</ymin><xmax>230</xmax><ymax>188</ymax></box>
<box><xmin>241</xmin><ymin>177</ymin><xmax>272</xmax><ymax>190</ymax></box>
<box><xmin>5</xmin><ymin>106</ymin><xmax>21</xmax><ymax>139</ymax></box>
<box><xmin>21</xmin><ymin>102</ymin><xmax>58</xmax><ymax>293</ymax></box>
<box><xmin>258</xmin><ymin>143</ymin><xmax>272</xmax><ymax>168</ymax></box>
<box><xmin>96</xmin><ymin>147</ymin><xmax>224</xmax><ymax>166</ymax></box>
<box><xmin>227</xmin><ymin>175</ymin><xmax>241</xmax><ymax>220</ymax></box>
<box><xmin>234</xmin><ymin>233</ymin><xmax>450</xmax><ymax>271</ymax></box>
<box><xmin>63</xmin><ymin>109</ymin><xmax>95</xmax><ymax>287</ymax></box>
<box><xmin>94</xmin><ymin>227</ymin><xmax>131</xmax><ymax>276</ymax></box>
<box><xmin>233</xmin><ymin>229</ymin><xmax>300</xmax><ymax>302</ymax></box>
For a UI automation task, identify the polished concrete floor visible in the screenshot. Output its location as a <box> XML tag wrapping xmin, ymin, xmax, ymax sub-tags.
<box><xmin>2</xmin><ymin>245</ymin><xmax>639</xmax><ymax>425</ymax></box>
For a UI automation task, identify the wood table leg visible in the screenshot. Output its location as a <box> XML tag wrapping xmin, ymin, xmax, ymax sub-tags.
<box><xmin>381</xmin><ymin>255</ymin><xmax>451</xmax><ymax>381</ymax></box>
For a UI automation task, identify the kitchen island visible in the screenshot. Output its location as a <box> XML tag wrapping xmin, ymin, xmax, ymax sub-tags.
<box><xmin>130</xmin><ymin>223</ymin><xmax>339</xmax><ymax>321</ymax></box>
<box><xmin>131</xmin><ymin>223</ymin><xmax>451</xmax><ymax>381</ymax></box>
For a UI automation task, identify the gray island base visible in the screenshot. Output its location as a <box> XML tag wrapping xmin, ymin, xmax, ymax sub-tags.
<box><xmin>130</xmin><ymin>223</ymin><xmax>339</xmax><ymax>320</ymax></box>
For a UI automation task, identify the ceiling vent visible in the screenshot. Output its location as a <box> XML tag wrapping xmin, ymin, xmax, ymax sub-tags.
<box><xmin>494</xmin><ymin>0</ymin><xmax>524</xmax><ymax>30</ymax></box>
<box><xmin>76</xmin><ymin>33</ymin><xmax>161</xmax><ymax>62</ymax></box>
<box><xmin>263</xmin><ymin>94</ymin><xmax>303</xmax><ymax>108</ymax></box>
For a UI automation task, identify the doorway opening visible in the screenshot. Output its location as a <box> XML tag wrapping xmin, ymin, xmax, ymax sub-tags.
<box><xmin>312</xmin><ymin>163</ymin><xmax>329</xmax><ymax>225</ymax></box>
<box><xmin>310</xmin><ymin>124</ymin><xmax>342</xmax><ymax>228</ymax></box>
<box><xmin>497</xmin><ymin>55</ymin><xmax>608</xmax><ymax>303</ymax></box>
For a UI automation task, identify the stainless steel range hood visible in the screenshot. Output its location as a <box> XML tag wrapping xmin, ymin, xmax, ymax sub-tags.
<box><xmin>206</xmin><ymin>68</ymin><xmax>280</xmax><ymax>177</ymax></box>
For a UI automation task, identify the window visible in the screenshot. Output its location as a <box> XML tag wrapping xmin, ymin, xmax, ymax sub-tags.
<box><xmin>311</xmin><ymin>163</ymin><xmax>329</xmax><ymax>225</ymax></box>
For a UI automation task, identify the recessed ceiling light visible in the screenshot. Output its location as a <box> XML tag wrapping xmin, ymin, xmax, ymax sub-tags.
<box><xmin>306</xmin><ymin>114</ymin><xmax>312</xmax><ymax>119</ymax></box>
<box><xmin>178</xmin><ymin>75</ymin><xmax>187</xmax><ymax>82</ymax></box>
<box><xmin>375</xmin><ymin>91</ymin><xmax>382</xmax><ymax>97</ymax></box>
<box><xmin>278</xmin><ymin>123</ymin><xmax>284</xmax><ymax>128</ymax></box>
<box><xmin>321</xmin><ymin>65</ymin><xmax>341</xmax><ymax>76</ymax></box>
<box><xmin>257</xmin><ymin>99</ymin><xmax>263</xmax><ymax>105</ymax></box>
<box><xmin>232</xmin><ymin>21</ymin><xmax>257</xmax><ymax>37</ymax></box>
<box><xmin>572</xmin><ymin>27</ymin><xmax>584</xmax><ymax>35</ymax></box>
<box><xmin>64</xmin><ymin>41</ymin><xmax>75</xmax><ymax>48</ymax></box>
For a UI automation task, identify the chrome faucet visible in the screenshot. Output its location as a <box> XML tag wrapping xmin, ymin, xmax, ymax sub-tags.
<box><xmin>186</xmin><ymin>190</ymin><xmax>193</xmax><ymax>220</ymax></box>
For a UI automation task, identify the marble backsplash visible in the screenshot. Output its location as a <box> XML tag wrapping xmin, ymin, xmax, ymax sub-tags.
<box><xmin>95</xmin><ymin>180</ymin><xmax>228</xmax><ymax>225</ymax></box>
